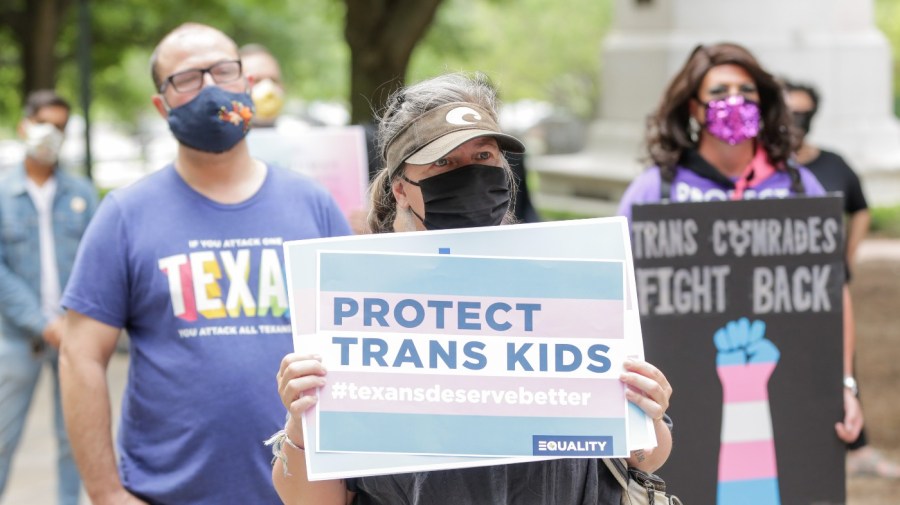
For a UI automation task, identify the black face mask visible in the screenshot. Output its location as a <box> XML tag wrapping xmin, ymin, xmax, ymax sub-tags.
<box><xmin>792</xmin><ymin>111</ymin><xmax>814</xmax><ymax>136</ymax></box>
<box><xmin>401</xmin><ymin>164</ymin><xmax>511</xmax><ymax>230</ymax></box>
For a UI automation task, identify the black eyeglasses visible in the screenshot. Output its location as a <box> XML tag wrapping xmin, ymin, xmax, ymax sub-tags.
<box><xmin>159</xmin><ymin>60</ymin><xmax>243</xmax><ymax>93</ymax></box>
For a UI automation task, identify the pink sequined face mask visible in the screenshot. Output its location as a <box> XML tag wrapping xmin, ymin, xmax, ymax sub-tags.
<box><xmin>704</xmin><ymin>94</ymin><xmax>761</xmax><ymax>145</ymax></box>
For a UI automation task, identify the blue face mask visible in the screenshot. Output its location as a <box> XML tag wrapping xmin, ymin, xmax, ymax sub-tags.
<box><xmin>166</xmin><ymin>86</ymin><xmax>255</xmax><ymax>153</ymax></box>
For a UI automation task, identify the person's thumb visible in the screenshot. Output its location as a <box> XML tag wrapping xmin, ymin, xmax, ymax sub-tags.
<box><xmin>835</xmin><ymin>422</ymin><xmax>853</xmax><ymax>443</ymax></box>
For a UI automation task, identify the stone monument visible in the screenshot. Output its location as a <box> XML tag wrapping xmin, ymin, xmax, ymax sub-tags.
<box><xmin>532</xmin><ymin>0</ymin><xmax>900</xmax><ymax>213</ymax></box>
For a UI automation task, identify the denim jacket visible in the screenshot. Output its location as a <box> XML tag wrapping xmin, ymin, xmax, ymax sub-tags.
<box><xmin>0</xmin><ymin>164</ymin><xmax>97</xmax><ymax>342</ymax></box>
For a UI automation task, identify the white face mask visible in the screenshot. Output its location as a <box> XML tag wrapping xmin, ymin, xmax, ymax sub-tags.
<box><xmin>24</xmin><ymin>122</ymin><xmax>65</xmax><ymax>166</ymax></box>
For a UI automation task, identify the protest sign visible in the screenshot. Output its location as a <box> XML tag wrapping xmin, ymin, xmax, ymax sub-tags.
<box><xmin>283</xmin><ymin>218</ymin><xmax>655</xmax><ymax>479</ymax></box>
<box><xmin>246</xmin><ymin>126</ymin><xmax>369</xmax><ymax>217</ymax></box>
<box><xmin>632</xmin><ymin>196</ymin><xmax>845</xmax><ymax>505</ymax></box>
<box><xmin>313</xmin><ymin>251</ymin><xmax>629</xmax><ymax>458</ymax></box>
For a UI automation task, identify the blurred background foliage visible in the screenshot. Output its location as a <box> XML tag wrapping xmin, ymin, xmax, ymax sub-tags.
<box><xmin>0</xmin><ymin>0</ymin><xmax>898</xmax><ymax>135</ymax></box>
<box><xmin>875</xmin><ymin>0</ymin><xmax>900</xmax><ymax>115</ymax></box>
<box><xmin>0</xmin><ymin>0</ymin><xmax>610</xmax><ymax>135</ymax></box>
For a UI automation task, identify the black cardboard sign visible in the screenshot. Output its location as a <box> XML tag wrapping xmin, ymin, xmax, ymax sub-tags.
<box><xmin>632</xmin><ymin>196</ymin><xmax>845</xmax><ymax>505</ymax></box>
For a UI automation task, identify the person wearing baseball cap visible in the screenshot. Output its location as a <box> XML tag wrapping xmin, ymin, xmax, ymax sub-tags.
<box><xmin>269</xmin><ymin>72</ymin><xmax>674</xmax><ymax>505</ymax></box>
<box><xmin>368</xmin><ymin>73</ymin><xmax>526</xmax><ymax>233</ymax></box>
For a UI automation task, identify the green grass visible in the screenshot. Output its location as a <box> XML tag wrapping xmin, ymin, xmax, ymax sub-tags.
<box><xmin>538</xmin><ymin>208</ymin><xmax>594</xmax><ymax>221</ymax></box>
<box><xmin>871</xmin><ymin>205</ymin><xmax>900</xmax><ymax>238</ymax></box>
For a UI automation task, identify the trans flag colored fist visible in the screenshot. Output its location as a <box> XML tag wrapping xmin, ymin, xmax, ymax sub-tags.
<box><xmin>714</xmin><ymin>318</ymin><xmax>781</xmax><ymax>505</ymax></box>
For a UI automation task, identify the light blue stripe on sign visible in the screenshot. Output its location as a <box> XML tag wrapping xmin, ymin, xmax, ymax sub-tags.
<box><xmin>319</xmin><ymin>252</ymin><xmax>624</xmax><ymax>300</ymax></box>
<box><xmin>717</xmin><ymin>478</ymin><xmax>781</xmax><ymax>505</ymax></box>
<box><xmin>319</xmin><ymin>412</ymin><xmax>626</xmax><ymax>457</ymax></box>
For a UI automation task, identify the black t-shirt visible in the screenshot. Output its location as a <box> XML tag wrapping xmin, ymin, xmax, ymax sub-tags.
<box><xmin>804</xmin><ymin>149</ymin><xmax>869</xmax><ymax>215</ymax></box>
<box><xmin>805</xmin><ymin>149</ymin><xmax>868</xmax><ymax>282</ymax></box>
<box><xmin>346</xmin><ymin>459</ymin><xmax>622</xmax><ymax>505</ymax></box>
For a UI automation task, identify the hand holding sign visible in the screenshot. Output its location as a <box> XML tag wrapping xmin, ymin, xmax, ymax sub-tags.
<box><xmin>277</xmin><ymin>353</ymin><xmax>328</xmax><ymax>438</ymax></box>
<box><xmin>620</xmin><ymin>358</ymin><xmax>672</xmax><ymax>422</ymax></box>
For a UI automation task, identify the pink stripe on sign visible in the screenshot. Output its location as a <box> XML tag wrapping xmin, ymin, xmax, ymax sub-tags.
<box><xmin>294</xmin><ymin>288</ymin><xmax>317</xmax><ymax>334</ymax></box>
<box><xmin>320</xmin><ymin>292</ymin><xmax>624</xmax><ymax>339</ymax></box>
<box><xmin>718</xmin><ymin>440</ymin><xmax>778</xmax><ymax>481</ymax></box>
<box><xmin>318</xmin><ymin>370</ymin><xmax>626</xmax><ymax>419</ymax></box>
<box><xmin>717</xmin><ymin>363</ymin><xmax>777</xmax><ymax>403</ymax></box>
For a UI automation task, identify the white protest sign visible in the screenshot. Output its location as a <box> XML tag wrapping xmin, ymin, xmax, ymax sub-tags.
<box><xmin>313</xmin><ymin>251</ymin><xmax>630</xmax><ymax>458</ymax></box>
<box><xmin>283</xmin><ymin>217</ymin><xmax>655</xmax><ymax>480</ymax></box>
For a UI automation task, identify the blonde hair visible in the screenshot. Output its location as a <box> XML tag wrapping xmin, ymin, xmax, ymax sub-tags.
<box><xmin>367</xmin><ymin>72</ymin><xmax>516</xmax><ymax>233</ymax></box>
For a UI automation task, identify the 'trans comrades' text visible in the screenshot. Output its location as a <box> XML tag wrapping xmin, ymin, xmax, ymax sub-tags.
<box><xmin>633</xmin><ymin>216</ymin><xmax>840</xmax><ymax>316</ymax></box>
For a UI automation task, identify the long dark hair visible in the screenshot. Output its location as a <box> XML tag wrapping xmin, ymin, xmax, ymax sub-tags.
<box><xmin>646</xmin><ymin>42</ymin><xmax>795</xmax><ymax>183</ymax></box>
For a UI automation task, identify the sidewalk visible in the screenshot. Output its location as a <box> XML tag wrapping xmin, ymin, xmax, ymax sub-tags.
<box><xmin>855</xmin><ymin>237</ymin><xmax>900</xmax><ymax>262</ymax></box>
<box><xmin>2</xmin><ymin>352</ymin><xmax>128</xmax><ymax>505</ymax></box>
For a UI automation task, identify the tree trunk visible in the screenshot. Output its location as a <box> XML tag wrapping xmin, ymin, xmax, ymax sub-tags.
<box><xmin>20</xmin><ymin>0</ymin><xmax>71</xmax><ymax>98</ymax></box>
<box><xmin>344</xmin><ymin>0</ymin><xmax>443</xmax><ymax>124</ymax></box>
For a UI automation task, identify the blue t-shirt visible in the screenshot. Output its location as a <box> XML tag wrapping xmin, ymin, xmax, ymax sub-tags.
<box><xmin>62</xmin><ymin>164</ymin><xmax>352</xmax><ymax>504</ymax></box>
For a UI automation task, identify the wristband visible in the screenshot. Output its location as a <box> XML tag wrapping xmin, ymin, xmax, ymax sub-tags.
<box><xmin>283</xmin><ymin>431</ymin><xmax>305</xmax><ymax>451</ymax></box>
<box><xmin>843</xmin><ymin>376</ymin><xmax>859</xmax><ymax>397</ymax></box>
<box><xmin>264</xmin><ymin>426</ymin><xmax>305</xmax><ymax>477</ymax></box>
